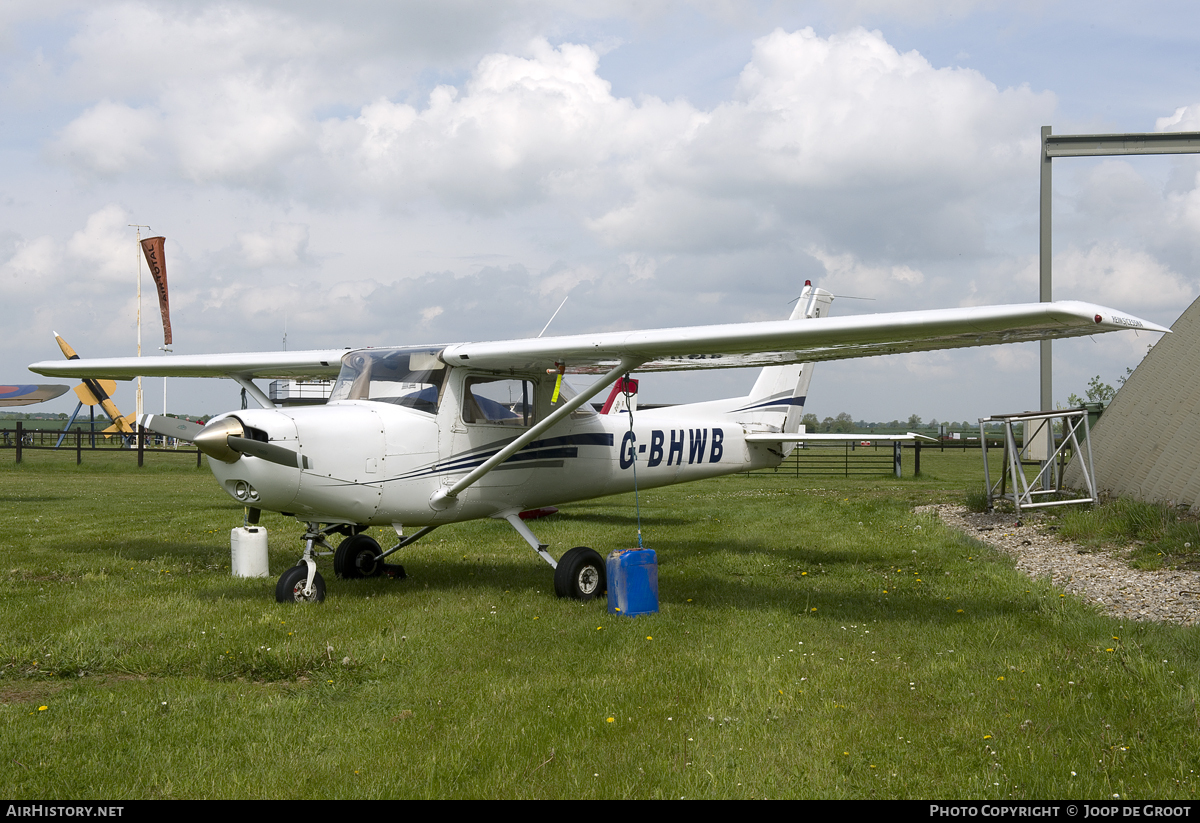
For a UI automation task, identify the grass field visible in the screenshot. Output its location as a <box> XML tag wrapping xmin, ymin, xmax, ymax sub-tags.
<box><xmin>2</xmin><ymin>448</ymin><xmax>1198</xmax><ymax>799</ymax></box>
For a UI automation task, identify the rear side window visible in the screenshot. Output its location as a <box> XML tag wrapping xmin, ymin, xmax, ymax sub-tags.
<box><xmin>463</xmin><ymin>377</ymin><xmax>534</xmax><ymax>426</ymax></box>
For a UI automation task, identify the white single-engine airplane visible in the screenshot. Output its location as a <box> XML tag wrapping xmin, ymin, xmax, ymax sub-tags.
<box><xmin>29</xmin><ymin>283</ymin><xmax>1167</xmax><ymax>604</ymax></box>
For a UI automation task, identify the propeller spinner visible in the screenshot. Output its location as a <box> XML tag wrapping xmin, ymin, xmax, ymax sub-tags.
<box><xmin>140</xmin><ymin>414</ymin><xmax>309</xmax><ymax>469</ymax></box>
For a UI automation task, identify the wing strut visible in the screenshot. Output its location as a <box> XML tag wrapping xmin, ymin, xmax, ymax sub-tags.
<box><xmin>232</xmin><ymin>376</ymin><xmax>275</xmax><ymax>409</ymax></box>
<box><xmin>429</xmin><ymin>356</ymin><xmax>642</xmax><ymax>511</ymax></box>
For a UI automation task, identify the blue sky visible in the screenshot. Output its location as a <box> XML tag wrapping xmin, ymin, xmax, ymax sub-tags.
<box><xmin>4</xmin><ymin>1</ymin><xmax>1199</xmax><ymax>422</ymax></box>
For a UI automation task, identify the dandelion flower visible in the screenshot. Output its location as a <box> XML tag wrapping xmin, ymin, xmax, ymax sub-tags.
<box><xmin>38</xmin><ymin>706</ymin><xmax>47</xmax><ymax>711</ymax></box>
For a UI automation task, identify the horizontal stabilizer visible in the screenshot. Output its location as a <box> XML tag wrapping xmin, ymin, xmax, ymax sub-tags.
<box><xmin>745</xmin><ymin>432</ymin><xmax>937</xmax><ymax>443</ymax></box>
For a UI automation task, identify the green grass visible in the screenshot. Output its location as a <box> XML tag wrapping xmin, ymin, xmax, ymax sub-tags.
<box><xmin>1058</xmin><ymin>498</ymin><xmax>1200</xmax><ymax>570</ymax></box>
<box><xmin>2</xmin><ymin>449</ymin><xmax>1199</xmax><ymax>798</ymax></box>
<box><xmin>963</xmin><ymin>485</ymin><xmax>990</xmax><ymax>513</ymax></box>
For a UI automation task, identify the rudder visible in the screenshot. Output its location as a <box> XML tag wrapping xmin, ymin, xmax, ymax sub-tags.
<box><xmin>741</xmin><ymin>281</ymin><xmax>834</xmax><ymax>433</ymax></box>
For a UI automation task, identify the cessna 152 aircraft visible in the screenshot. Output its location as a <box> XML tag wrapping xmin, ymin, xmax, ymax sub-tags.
<box><xmin>28</xmin><ymin>283</ymin><xmax>1167</xmax><ymax>604</ymax></box>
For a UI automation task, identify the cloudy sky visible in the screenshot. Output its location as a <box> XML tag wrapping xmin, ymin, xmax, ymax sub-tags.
<box><xmin>4</xmin><ymin>0</ymin><xmax>1199</xmax><ymax>422</ymax></box>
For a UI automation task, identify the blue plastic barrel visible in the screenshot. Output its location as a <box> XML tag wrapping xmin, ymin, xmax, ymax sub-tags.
<box><xmin>606</xmin><ymin>549</ymin><xmax>659</xmax><ymax>616</ymax></box>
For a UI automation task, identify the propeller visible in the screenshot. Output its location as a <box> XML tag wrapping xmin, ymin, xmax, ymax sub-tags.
<box><xmin>227</xmin><ymin>435</ymin><xmax>311</xmax><ymax>469</ymax></box>
<box><xmin>55</xmin><ymin>333</ymin><xmax>136</xmax><ymax>435</ymax></box>
<box><xmin>140</xmin><ymin>413</ymin><xmax>204</xmax><ymax>441</ymax></box>
<box><xmin>139</xmin><ymin>414</ymin><xmax>309</xmax><ymax>469</ymax></box>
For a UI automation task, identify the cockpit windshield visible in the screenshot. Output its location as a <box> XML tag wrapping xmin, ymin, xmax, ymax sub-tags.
<box><xmin>329</xmin><ymin>347</ymin><xmax>447</xmax><ymax>414</ymax></box>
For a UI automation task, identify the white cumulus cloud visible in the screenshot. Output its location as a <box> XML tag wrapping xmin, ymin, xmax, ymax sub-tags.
<box><xmin>807</xmin><ymin>247</ymin><xmax>925</xmax><ymax>300</ymax></box>
<box><xmin>1053</xmin><ymin>243</ymin><xmax>1194</xmax><ymax>312</ymax></box>
<box><xmin>66</xmin><ymin>205</ymin><xmax>134</xmax><ymax>282</ymax></box>
<box><xmin>236</xmin><ymin>224</ymin><xmax>312</xmax><ymax>269</ymax></box>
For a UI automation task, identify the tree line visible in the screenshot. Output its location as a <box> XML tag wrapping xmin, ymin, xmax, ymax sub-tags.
<box><xmin>801</xmin><ymin>412</ymin><xmax>993</xmax><ymax>433</ymax></box>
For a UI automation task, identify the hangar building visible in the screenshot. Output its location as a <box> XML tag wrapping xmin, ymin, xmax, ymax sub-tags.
<box><xmin>1064</xmin><ymin>294</ymin><xmax>1200</xmax><ymax>508</ymax></box>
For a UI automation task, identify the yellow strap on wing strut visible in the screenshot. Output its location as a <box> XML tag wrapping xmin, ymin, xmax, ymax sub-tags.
<box><xmin>549</xmin><ymin>362</ymin><xmax>566</xmax><ymax>403</ymax></box>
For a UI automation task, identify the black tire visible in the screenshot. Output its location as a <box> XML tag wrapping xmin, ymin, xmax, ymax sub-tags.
<box><xmin>334</xmin><ymin>534</ymin><xmax>383</xmax><ymax>579</ymax></box>
<box><xmin>554</xmin><ymin>546</ymin><xmax>606</xmax><ymax>601</ymax></box>
<box><xmin>276</xmin><ymin>564</ymin><xmax>326</xmax><ymax>603</ymax></box>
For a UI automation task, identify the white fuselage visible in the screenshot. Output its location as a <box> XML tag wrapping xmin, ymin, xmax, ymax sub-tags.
<box><xmin>207</xmin><ymin>366</ymin><xmax>782</xmax><ymax>528</ymax></box>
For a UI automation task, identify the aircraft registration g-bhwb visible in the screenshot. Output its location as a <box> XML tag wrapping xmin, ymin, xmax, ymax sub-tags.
<box><xmin>29</xmin><ymin>284</ymin><xmax>1167</xmax><ymax>604</ymax></box>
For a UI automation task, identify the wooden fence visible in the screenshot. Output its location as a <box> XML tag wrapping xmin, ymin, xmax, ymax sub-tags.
<box><xmin>1</xmin><ymin>422</ymin><xmax>202</xmax><ymax>467</ymax></box>
<box><xmin>2</xmin><ymin>422</ymin><xmax>1005</xmax><ymax>475</ymax></box>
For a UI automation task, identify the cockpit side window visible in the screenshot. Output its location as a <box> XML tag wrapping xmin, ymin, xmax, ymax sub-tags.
<box><xmin>463</xmin><ymin>376</ymin><xmax>535</xmax><ymax>426</ymax></box>
<box><xmin>329</xmin><ymin>348</ymin><xmax>447</xmax><ymax>414</ymax></box>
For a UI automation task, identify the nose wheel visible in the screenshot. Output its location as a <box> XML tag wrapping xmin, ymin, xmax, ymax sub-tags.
<box><xmin>276</xmin><ymin>562</ymin><xmax>326</xmax><ymax>603</ymax></box>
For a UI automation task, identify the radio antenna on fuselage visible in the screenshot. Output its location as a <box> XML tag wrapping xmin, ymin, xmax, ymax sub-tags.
<box><xmin>787</xmin><ymin>293</ymin><xmax>875</xmax><ymax>305</ymax></box>
<box><xmin>538</xmin><ymin>295</ymin><xmax>570</xmax><ymax>338</ymax></box>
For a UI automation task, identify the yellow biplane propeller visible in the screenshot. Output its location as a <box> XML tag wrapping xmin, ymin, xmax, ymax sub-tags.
<box><xmin>54</xmin><ymin>333</ymin><xmax>135</xmax><ymax>436</ymax></box>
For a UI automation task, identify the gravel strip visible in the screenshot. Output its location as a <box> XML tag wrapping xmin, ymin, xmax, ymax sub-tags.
<box><xmin>917</xmin><ymin>503</ymin><xmax>1200</xmax><ymax>626</ymax></box>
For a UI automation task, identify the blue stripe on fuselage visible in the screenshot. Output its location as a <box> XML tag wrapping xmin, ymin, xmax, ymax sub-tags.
<box><xmin>731</xmin><ymin>395</ymin><xmax>806</xmax><ymax>413</ymax></box>
<box><xmin>389</xmin><ymin>432</ymin><xmax>613</xmax><ymax>482</ymax></box>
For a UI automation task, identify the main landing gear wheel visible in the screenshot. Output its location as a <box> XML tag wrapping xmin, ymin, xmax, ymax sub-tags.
<box><xmin>554</xmin><ymin>546</ymin><xmax>606</xmax><ymax>602</ymax></box>
<box><xmin>276</xmin><ymin>565</ymin><xmax>326</xmax><ymax>603</ymax></box>
<box><xmin>334</xmin><ymin>534</ymin><xmax>384</xmax><ymax>579</ymax></box>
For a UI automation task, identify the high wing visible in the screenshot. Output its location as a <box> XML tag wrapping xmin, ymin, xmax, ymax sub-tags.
<box><xmin>27</xmin><ymin>301</ymin><xmax>1166</xmax><ymax>381</ymax></box>
<box><xmin>27</xmin><ymin>349</ymin><xmax>350</xmax><ymax>380</ymax></box>
<box><xmin>442</xmin><ymin>301</ymin><xmax>1167</xmax><ymax>374</ymax></box>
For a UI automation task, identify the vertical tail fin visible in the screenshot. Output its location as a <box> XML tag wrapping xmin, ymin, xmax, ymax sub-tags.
<box><xmin>600</xmin><ymin>377</ymin><xmax>638</xmax><ymax>415</ymax></box>
<box><xmin>743</xmin><ymin>282</ymin><xmax>834</xmax><ymax>433</ymax></box>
